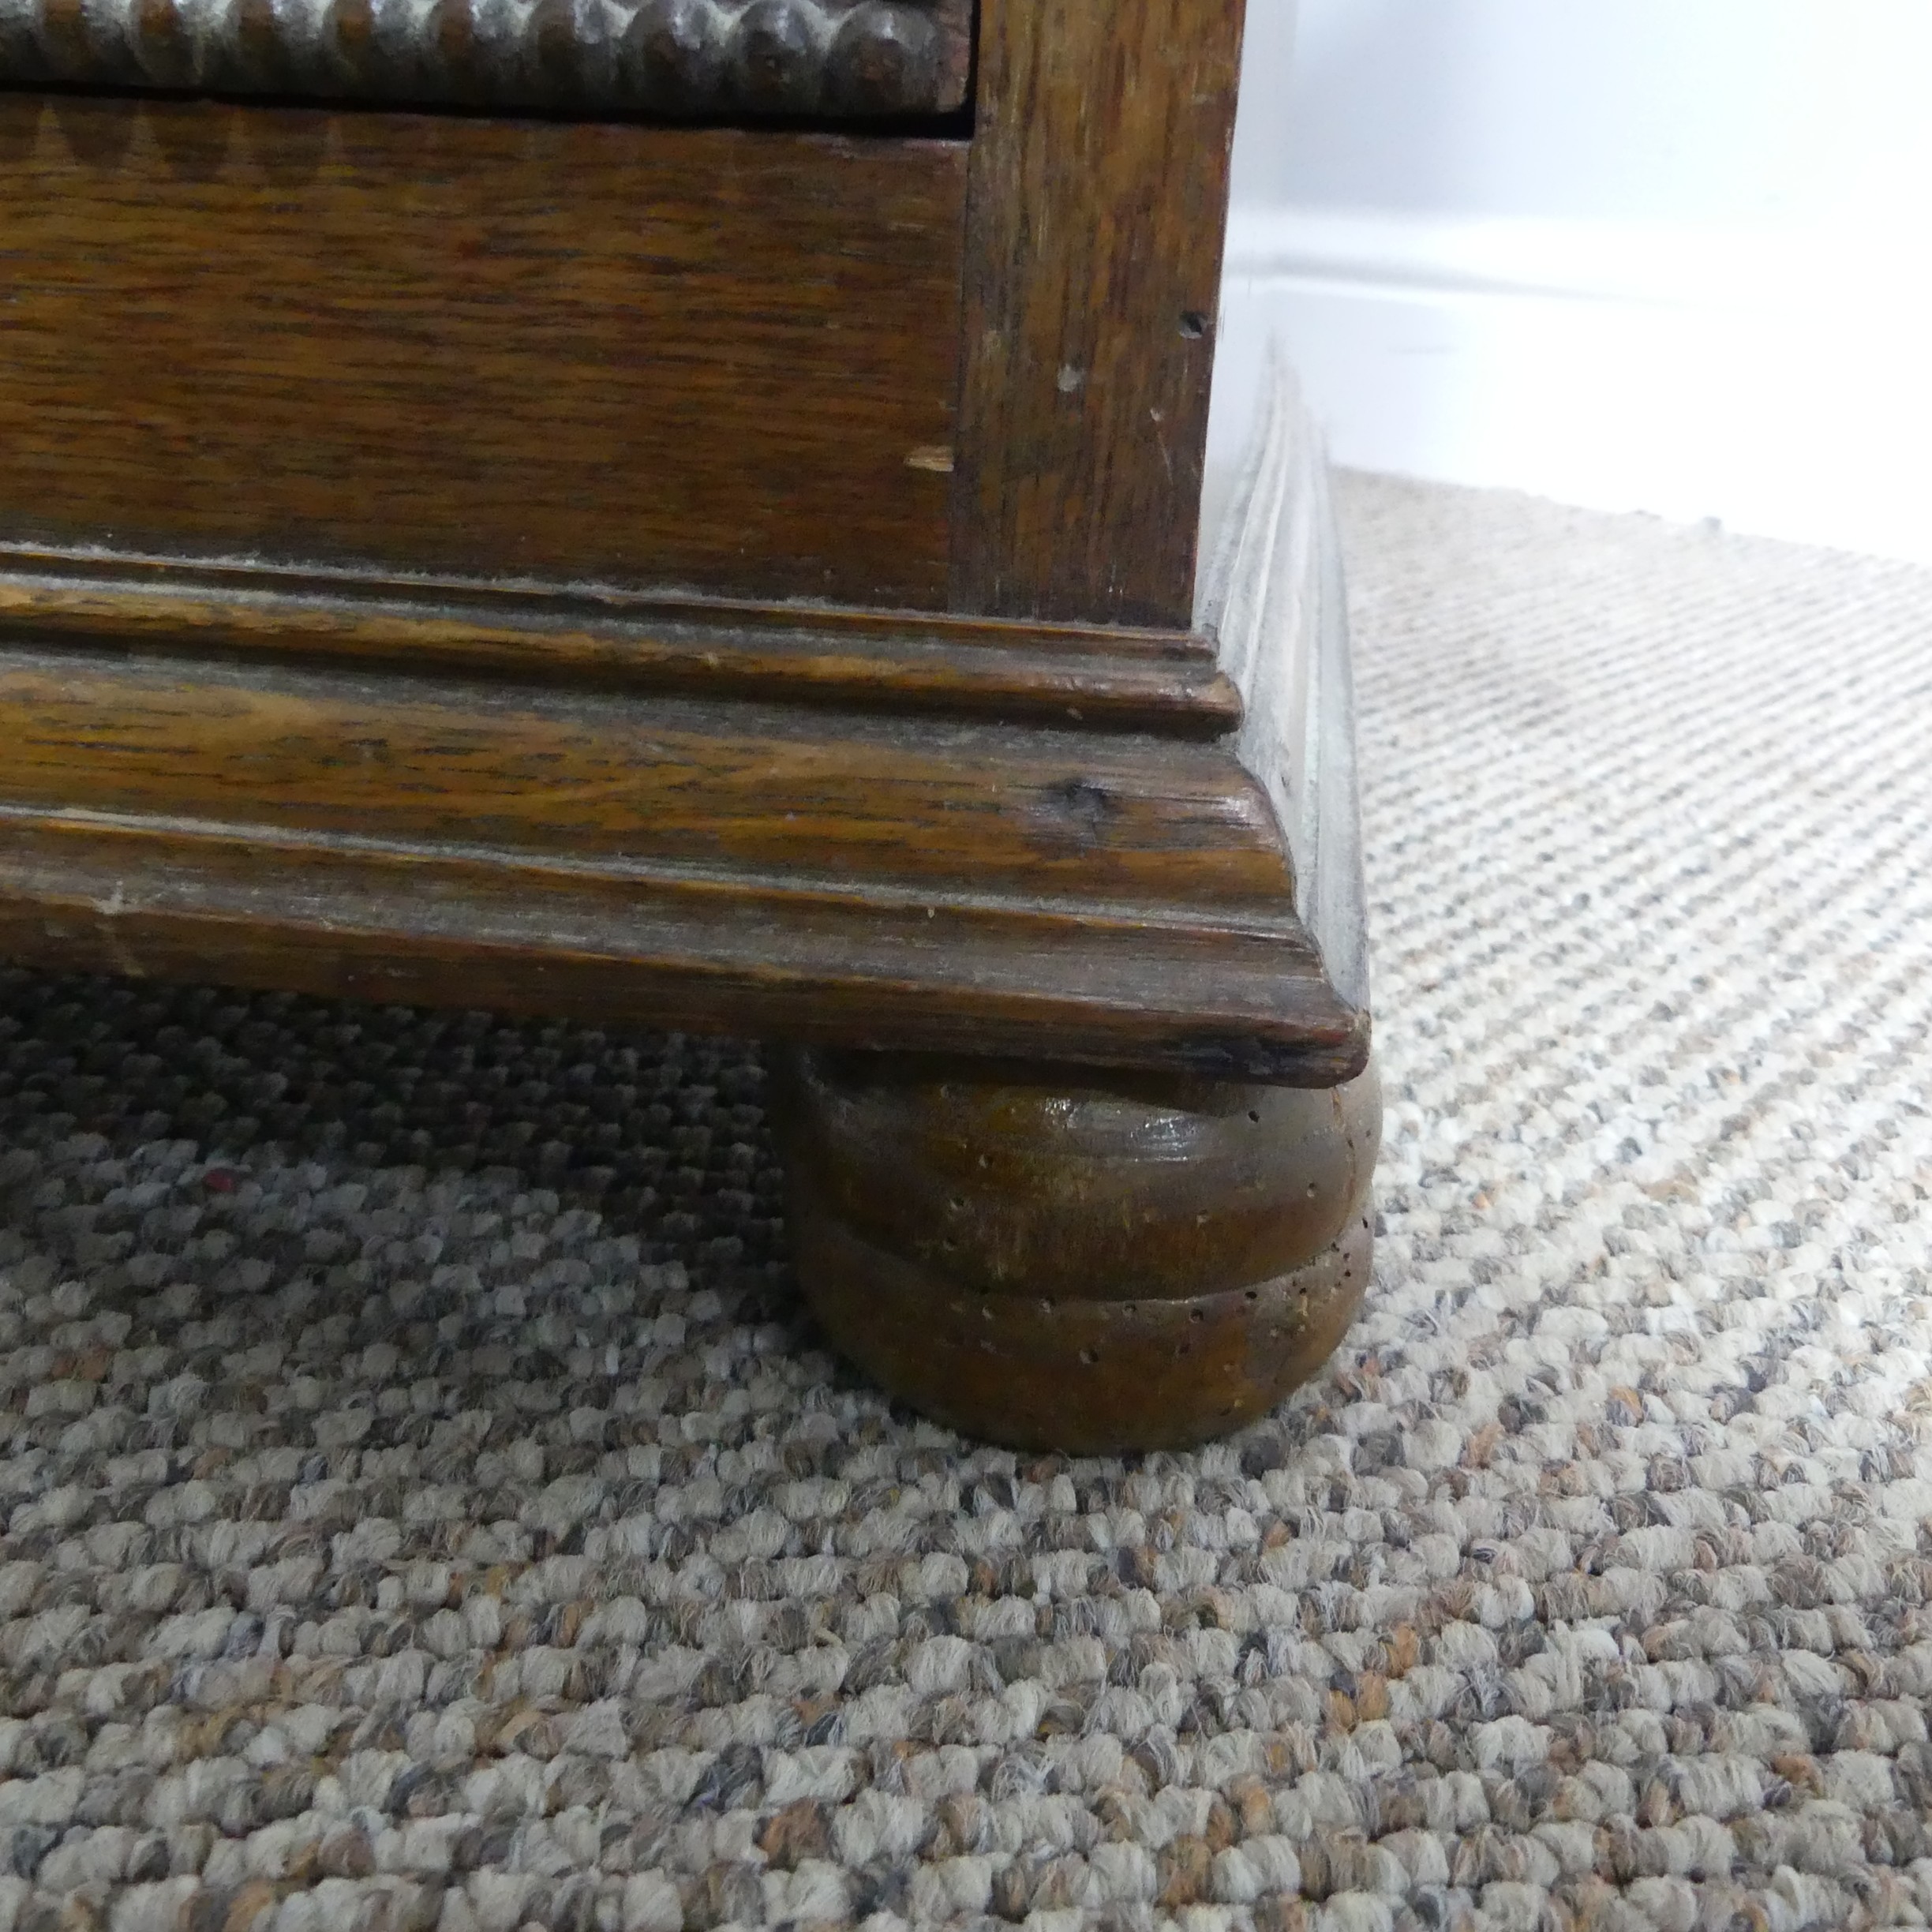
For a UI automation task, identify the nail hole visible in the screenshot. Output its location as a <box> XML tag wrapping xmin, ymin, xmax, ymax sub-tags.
<box><xmin>1307</xmin><ymin>1182</ymin><xmax>1319</xmax><ymax>1199</ymax></box>
<box><xmin>1180</xmin><ymin>311</ymin><xmax>1208</xmax><ymax>339</ymax></box>
<box><xmin>1175</xmin><ymin>1342</ymin><xmax>1191</xmax><ymax>1357</ymax></box>
<box><xmin>1189</xmin><ymin>1307</ymin><xmax>1204</xmax><ymax>1323</ymax></box>
<box><xmin>1245</xmin><ymin>1289</ymin><xmax>1259</xmax><ymax>1303</ymax></box>
<box><xmin>1248</xmin><ymin>1108</ymin><xmax>1260</xmax><ymax>1123</ymax></box>
<box><xmin>1080</xmin><ymin>1348</ymin><xmax>1098</xmax><ymax>1366</ymax></box>
<box><xmin>949</xmin><ymin>1196</ymin><xmax>966</xmax><ymax>1211</ymax></box>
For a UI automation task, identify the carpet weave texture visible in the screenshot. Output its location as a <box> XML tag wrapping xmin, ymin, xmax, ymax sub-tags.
<box><xmin>2</xmin><ymin>477</ymin><xmax>1930</xmax><ymax>1932</ymax></box>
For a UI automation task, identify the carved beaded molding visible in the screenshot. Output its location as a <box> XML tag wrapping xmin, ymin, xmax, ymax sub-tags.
<box><xmin>0</xmin><ymin>0</ymin><xmax>972</xmax><ymax>120</ymax></box>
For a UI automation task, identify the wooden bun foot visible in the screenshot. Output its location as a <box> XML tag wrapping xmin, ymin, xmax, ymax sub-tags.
<box><xmin>770</xmin><ymin>1050</ymin><xmax>1380</xmax><ymax>1452</ymax></box>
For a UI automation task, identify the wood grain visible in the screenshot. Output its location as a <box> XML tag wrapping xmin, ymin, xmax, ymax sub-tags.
<box><xmin>0</xmin><ymin>550</ymin><xmax>1243</xmax><ymax>738</ymax></box>
<box><xmin>0</xmin><ymin>649</ymin><xmax>1292</xmax><ymax>908</ymax></box>
<box><xmin>773</xmin><ymin>1049</ymin><xmax>1381</xmax><ymax>1451</ymax></box>
<box><xmin>949</xmin><ymin>0</ymin><xmax>1249</xmax><ymax>627</ymax></box>
<box><xmin>0</xmin><ymin>814</ymin><xmax>1368</xmax><ymax>1084</ymax></box>
<box><xmin>0</xmin><ymin>94</ymin><xmax>966</xmax><ymax>606</ymax></box>
<box><xmin>0</xmin><ymin>380</ymin><xmax>1377</xmax><ymax>1088</ymax></box>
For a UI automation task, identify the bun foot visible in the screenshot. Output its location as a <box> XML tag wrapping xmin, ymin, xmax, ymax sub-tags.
<box><xmin>770</xmin><ymin>1050</ymin><xmax>1380</xmax><ymax>1452</ymax></box>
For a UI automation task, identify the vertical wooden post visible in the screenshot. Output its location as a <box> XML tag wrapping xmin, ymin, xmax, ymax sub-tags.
<box><xmin>949</xmin><ymin>0</ymin><xmax>1249</xmax><ymax>629</ymax></box>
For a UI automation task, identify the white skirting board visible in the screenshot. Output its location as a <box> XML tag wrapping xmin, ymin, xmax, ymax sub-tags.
<box><xmin>1206</xmin><ymin>211</ymin><xmax>1932</xmax><ymax>564</ymax></box>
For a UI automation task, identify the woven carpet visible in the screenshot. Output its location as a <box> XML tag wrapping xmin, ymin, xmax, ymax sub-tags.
<box><xmin>2</xmin><ymin>477</ymin><xmax>1930</xmax><ymax>1932</ymax></box>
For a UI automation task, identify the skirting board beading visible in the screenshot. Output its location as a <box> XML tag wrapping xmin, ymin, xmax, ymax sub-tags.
<box><xmin>0</xmin><ymin>0</ymin><xmax>971</xmax><ymax>118</ymax></box>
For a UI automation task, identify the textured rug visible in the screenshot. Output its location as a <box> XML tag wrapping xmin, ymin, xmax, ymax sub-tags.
<box><xmin>2</xmin><ymin>478</ymin><xmax>1930</xmax><ymax>1932</ymax></box>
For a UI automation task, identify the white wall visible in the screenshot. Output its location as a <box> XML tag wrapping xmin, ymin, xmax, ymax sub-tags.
<box><xmin>1210</xmin><ymin>0</ymin><xmax>1932</xmax><ymax>560</ymax></box>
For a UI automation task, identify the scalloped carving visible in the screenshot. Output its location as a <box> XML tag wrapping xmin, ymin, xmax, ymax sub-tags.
<box><xmin>0</xmin><ymin>0</ymin><xmax>971</xmax><ymax>118</ymax></box>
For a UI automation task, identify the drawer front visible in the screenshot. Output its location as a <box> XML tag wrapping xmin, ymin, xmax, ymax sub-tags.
<box><xmin>0</xmin><ymin>0</ymin><xmax>972</xmax><ymax>120</ymax></box>
<box><xmin>0</xmin><ymin>94</ymin><xmax>966</xmax><ymax>606</ymax></box>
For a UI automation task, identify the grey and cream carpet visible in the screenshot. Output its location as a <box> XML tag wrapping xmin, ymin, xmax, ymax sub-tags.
<box><xmin>2</xmin><ymin>478</ymin><xmax>1930</xmax><ymax>1932</ymax></box>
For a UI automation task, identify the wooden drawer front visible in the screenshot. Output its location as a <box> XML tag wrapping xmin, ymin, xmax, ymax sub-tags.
<box><xmin>0</xmin><ymin>0</ymin><xmax>973</xmax><ymax>119</ymax></box>
<box><xmin>0</xmin><ymin>95</ymin><xmax>966</xmax><ymax>607</ymax></box>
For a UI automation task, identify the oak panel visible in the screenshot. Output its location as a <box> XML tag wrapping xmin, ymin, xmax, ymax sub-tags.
<box><xmin>0</xmin><ymin>94</ymin><xmax>967</xmax><ymax>605</ymax></box>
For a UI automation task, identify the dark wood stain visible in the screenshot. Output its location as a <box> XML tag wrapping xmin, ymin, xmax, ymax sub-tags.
<box><xmin>0</xmin><ymin>94</ymin><xmax>968</xmax><ymax>606</ymax></box>
<box><xmin>0</xmin><ymin>647</ymin><xmax>1290</xmax><ymax>908</ymax></box>
<box><xmin>0</xmin><ymin>2</ymin><xmax>1387</xmax><ymax>1451</ymax></box>
<box><xmin>0</xmin><ymin>815</ymin><xmax>1368</xmax><ymax>1084</ymax></box>
<box><xmin>773</xmin><ymin>1049</ymin><xmax>1381</xmax><ymax>1451</ymax></box>
<box><xmin>949</xmin><ymin>0</ymin><xmax>1249</xmax><ymax>627</ymax></box>
<box><xmin>0</xmin><ymin>553</ymin><xmax>1244</xmax><ymax>737</ymax></box>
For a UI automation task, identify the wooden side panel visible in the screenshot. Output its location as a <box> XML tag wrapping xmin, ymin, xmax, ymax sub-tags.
<box><xmin>1213</xmin><ymin>354</ymin><xmax>1372</xmax><ymax>1017</ymax></box>
<box><xmin>949</xmin><ymin>0</ymin><xmax>1249</xmax><ymax>628</ymax></box>
<box><xmin>0</xmin><ymin>95</ymin><xmax>967</xmax><ymax>607</ymax></box>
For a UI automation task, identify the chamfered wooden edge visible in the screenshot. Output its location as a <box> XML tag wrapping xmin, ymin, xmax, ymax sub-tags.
<box><xmin>1203</xmin><ymin>355</ymin><xmax>1373</xmax><ymax>1024</ymax></box>
<box><xmin>0</xmin><ymin>351</ymin><xmax>1371</xmax><ymax>1086</ymax></box>
<box><xmin>0</xmin><ymin>814</ymin><xmax>1367</xmax><ymax>1082</ymax></box>
<box><xmin>948</xmin><ymin>0</ymin><xmax>1249</xmax><ymax>627</ymax></box>
<box><xmin>0</xmin><ymin>547</ymin><xmax>1241</xmax><ymax>739</ymax></box>
<box><xmin>0</xmin><ymin>646</ymin><xmax>1296</xmax><ymax>912</ymax></box>
<box><xmin>769</xmin><ymin>1047</ymin><xmax>1383</xmax><ymax>1452</ymax></box>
